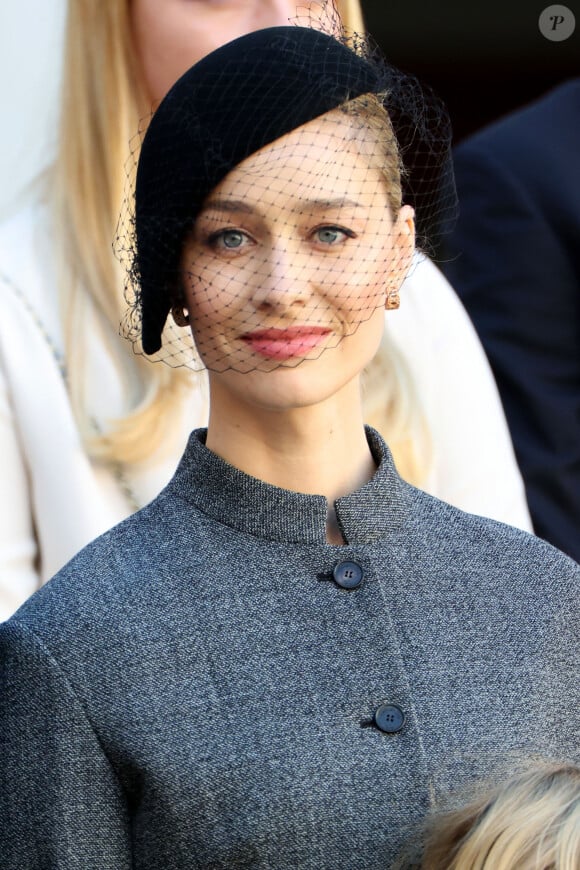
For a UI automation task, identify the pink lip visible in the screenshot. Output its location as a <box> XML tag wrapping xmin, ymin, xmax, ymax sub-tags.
<box><xmin>241</xmin><ymin>326</ymin><xmax>331</xmax><ymax>360</ymax></box>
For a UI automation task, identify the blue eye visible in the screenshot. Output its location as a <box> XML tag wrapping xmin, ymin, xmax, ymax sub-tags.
<box><xmin>207</xmin><ymin>228</ymin><xmax>248</xmax><ymax>250</ymax></box>
<box><xmin>314</xmin><ymin>226</ymin><xmax>351</xmax><ymax>245</ymax></box>
<box><xmin>219</xmin><ymin>229</ymin><xmax>245</xmax><ymax>248</ymax></box>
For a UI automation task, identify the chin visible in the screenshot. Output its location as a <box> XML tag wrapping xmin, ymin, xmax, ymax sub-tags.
<box><xmin>206</xmin><ymin>327</ymin><xmax>382</xmax><ymax>415</ymax></box>
<box><xmin>221</xmin><ymin>358</ymin><xmax>363</xmax><ymax>414</ymax></box>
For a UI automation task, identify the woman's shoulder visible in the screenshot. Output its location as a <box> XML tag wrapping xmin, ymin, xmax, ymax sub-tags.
<box><xmin>0</xmin><ymin>481</ymin><xmax>235</xmax><ymax>696</ymax></box>
<box><xmin>407</xmin><ymin>480</ymin><xmax>578</xmax><ymax>587</ymax></box>
<box><xmin>7</xmin><ymin>486</ymin><xmax>203</xmax><ymax>628</ymax></box>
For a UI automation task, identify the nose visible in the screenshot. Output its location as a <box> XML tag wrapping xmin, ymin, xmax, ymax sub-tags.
<box><xmin>251</xmin><ymin>244</ymin><xmax>312</xmax><ymax>313</ymax></box>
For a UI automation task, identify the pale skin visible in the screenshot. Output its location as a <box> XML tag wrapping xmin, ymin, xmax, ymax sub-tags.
<box><xmin>131</xmin><ymin>0</ymin><xmax>328</xmax><ymax>106</ymax></box>
<box><xmin>181</xmin><ymin>112</ymin><xmax>415</xmax><ymax>544</ymax></box>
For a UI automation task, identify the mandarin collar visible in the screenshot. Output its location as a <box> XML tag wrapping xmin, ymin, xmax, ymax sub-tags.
<box><xmin>169</xmin><ymin>426</ymin><xmax>410</xmax><ymax>545</ymax></box>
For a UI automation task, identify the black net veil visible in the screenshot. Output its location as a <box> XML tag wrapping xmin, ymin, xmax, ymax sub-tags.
<box><xmin>115</xmin><ymin>15</ymin><xmax>457</xmax><ymax>372</ymax></box>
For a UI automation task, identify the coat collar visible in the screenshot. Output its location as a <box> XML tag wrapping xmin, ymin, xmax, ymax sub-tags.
<box><xmin>169</xmin><ymin>427</ymin><xmax>411</xmax><ymax>545</ymax></box>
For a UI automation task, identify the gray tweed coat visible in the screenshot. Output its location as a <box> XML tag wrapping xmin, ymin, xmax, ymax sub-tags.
<box><xmin>1</xmin><ymin>428</ymin><xmax>578</xmax><ymax>869</ymax></box>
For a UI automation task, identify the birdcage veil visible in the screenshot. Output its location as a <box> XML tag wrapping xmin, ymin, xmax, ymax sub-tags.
<box><xmin>115</xmin><ymin>13</ymin><xmax>456</xmax><ymax>372</ymax></box>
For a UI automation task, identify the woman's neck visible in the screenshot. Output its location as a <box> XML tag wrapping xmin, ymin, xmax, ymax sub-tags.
<box><xmin>205</xmin><ymin>377</ymin><xmax>376</xmax><ymax>543</ymax></box>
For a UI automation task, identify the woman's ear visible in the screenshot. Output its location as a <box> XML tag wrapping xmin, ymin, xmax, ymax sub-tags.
<box><xmin>397</xmin><ymin>204</ymin><xmax>416</xmax><ymax>255</ymax></box>
<box><xmin>385</xmin><ymin>205</ymin><xmax>415</xmax><ymax>310</ymax></box>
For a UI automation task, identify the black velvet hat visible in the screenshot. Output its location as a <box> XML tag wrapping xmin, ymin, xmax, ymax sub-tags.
<box><xmin>119</xmin><ymin>25</ymin><xmax>455</xmax><ymax>359</ymax></box>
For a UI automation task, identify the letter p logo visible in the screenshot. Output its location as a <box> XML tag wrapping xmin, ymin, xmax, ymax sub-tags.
<box><xmin>539</xmin><ymin>5</ymin><xmax>576</xmax><ymax>41</ymax></box>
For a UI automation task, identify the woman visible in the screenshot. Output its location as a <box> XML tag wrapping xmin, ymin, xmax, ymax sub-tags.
<box><xmin>0</xmin><ymin>0</ymin><xmax>531</xmax><ymax>620</ymax></box>
<box><xmin>1</xmin><ymin>27</ymin><xmax>576</xmax><ymax>869</ymax></box>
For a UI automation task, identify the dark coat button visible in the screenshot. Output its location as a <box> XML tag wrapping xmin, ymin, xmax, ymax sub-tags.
<box><xmin>332</xmin><ymin>561</ymin><xmax>363</xmax><ymax>589</ymax></box>
<box><xmin>374</xmin><ymin>703</ymin><xmax>405</xmax><ymax>734</ymax></box>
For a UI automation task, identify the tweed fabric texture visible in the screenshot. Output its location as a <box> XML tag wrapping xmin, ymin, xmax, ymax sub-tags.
<box><xmin>1</xmin><ymin>428</ymin><xmax>578</xmax><ymax>869</ymax></box>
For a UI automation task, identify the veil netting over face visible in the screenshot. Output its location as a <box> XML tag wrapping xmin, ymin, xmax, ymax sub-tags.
<box><xmin>115</xmin><ymin>21</ymin><xmax>457</xmax><ymax>374</ymax></box>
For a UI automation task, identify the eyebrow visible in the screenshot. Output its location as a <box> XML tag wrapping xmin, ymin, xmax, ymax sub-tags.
<box><xmin>202</xmin><ymin>198</ymin><xmax>257</xmax><ymax>215</ymax></box>
<box><xmin>306</xmin><ymin>198</ymin><xmax>366</xmax><ymax>211</ymax></box>
<box><xmin>201</xmin><ymin>196</ymin><xmax>366</xmax><ymax>216</ymax></box>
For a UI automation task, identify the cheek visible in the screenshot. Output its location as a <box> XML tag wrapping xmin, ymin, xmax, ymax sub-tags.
<box><xmin>321</xmin><ymin>245</ymin><xmax>389</xmax><ymax>315</ymax></box>
<box><xmin>182</xmin><ymin>265</ymin><xmax>247</xmax><ymax>345</ymax></box>
<box><xmin>183</xmin><ymin>255</ymin><xmax>254</xmax><ymax>316</ymax></box>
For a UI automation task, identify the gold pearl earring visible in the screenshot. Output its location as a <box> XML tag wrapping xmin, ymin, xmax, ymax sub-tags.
<box><xmin>171</xmin><ymin>305</ymin><xmax>190</xmax><ymax>327</ymax></box>
<box><xmin>385</xmin><ymin>290</ymin><xmax>400</xmax><ymax>311</ymax></box>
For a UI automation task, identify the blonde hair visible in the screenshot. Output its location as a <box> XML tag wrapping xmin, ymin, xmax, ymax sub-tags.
<box><xmin>419</xmin><ymin>764</ymin><xmax>580</xmax><ymax>870</ymax></box>
<box><xmin>50</xmin><ymin>0</ymin><xmax>193</xmax><ymax>465</ymax></box>
<box><xmin>49</xmin><ymin>0</ymin><xmax>430</xmax><ymax>483</ymax></box>
<box><xmin>336</xmin><ymin>0</ymin><xmax>365</xmax><ymax>34</ymax></box>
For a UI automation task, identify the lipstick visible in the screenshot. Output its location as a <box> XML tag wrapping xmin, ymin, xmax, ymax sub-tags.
<box><xmin>241</xmin><ymin>326</ymin><xmax>331</xmax><ymax>360</ymax></box>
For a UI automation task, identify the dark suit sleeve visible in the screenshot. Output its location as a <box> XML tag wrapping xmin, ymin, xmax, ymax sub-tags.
<box><xmin>443</xmin><ymin>143</ymin><xmax>580</xmax><ymax>562</ymax></box>
<box><xmin>0</xmin><ymin>622</ymin><xmax>132</xmax><ymax>869</ymax></box>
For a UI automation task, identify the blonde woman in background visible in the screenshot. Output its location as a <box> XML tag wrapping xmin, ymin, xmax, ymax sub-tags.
<box><xmin>0</xmin><ymin>0</ymin><xmax>531</xmax><ymax>619</ymax></box>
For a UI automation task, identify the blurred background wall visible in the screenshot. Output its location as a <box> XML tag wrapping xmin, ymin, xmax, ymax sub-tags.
<box><xmin>364</xmin><ymin>0</ymin><xmax>579</xmax><ymax>141</ymax></box>
<box><xmin>0</xmin><ymin>0</ymin><xmax>576</xmax><ymax>219</ymax></box>
<box><xmin>0</xmin><ymin>0</ymin><xmax>66</xmax><ymax>220</ymax></box>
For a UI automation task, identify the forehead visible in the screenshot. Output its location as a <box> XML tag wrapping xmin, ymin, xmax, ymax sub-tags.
<box><xmin>206</xmin><ymin>111</ymin><xmax>386</xmax><ymax>206</ymax></box>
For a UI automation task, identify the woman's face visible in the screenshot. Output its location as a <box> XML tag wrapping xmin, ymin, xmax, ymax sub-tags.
<box><xmin>180</xmin><ymin>112</ymin><xmax>414</xmax><ymax>411</ymax></box>
<box><xmin>131</xmin><ymin>0</ymin><xmax>326</xmax><ymax>105</ymax></box>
